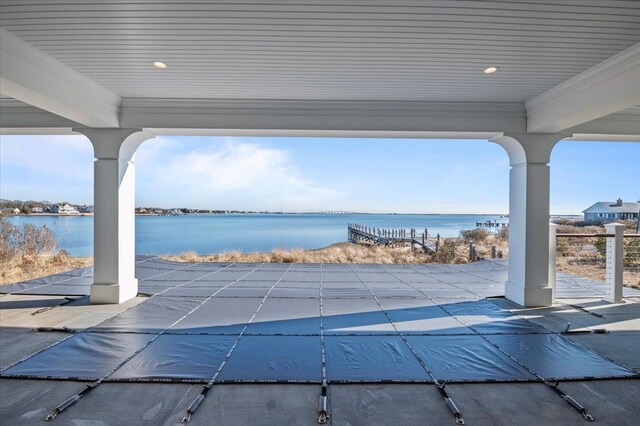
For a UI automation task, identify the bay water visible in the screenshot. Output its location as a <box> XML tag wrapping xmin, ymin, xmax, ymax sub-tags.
<box><xmin>6</xmin><ymin>214</ymin><xmax>507</xmax><ymax>256</ymax></box>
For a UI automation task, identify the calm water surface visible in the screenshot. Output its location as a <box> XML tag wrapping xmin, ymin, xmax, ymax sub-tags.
<box><xmin>7</xmin><ymin>214</ymin><xmax>507</xmax><ymax>256</ymax></box>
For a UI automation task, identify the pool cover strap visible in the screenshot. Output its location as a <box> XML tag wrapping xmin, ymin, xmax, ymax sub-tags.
<box><xmin>46</xmin><ymin>382</ymin><xmax>96</xmax><ymax>421</ymax></box>
<box><xmin>318</xmin><ymin>265</ymin><xmax>330</xmax><ymax>424</ymax></box>
<box><xmin>182</xmin><ymin>387</ymin><xmax>210</xmax><ymax>423</ymax></box>
<box><xmin>560</xmin><ymin>302</ymin><xmax>606</xmax><ymax>319</ymax></box>
<box><xmin>318</xmin><ymin>380</ymin><xmax>329</xmax><ymax>424</ymax></box>
<box><xmin>545</xmin><ymin>380</ymin><xmax>594</xmax><ymax>422</ymax></box>
<box><xmin>436</xmin><ymin>382</ymin><xmax>464</xmax><ymax>425</ymax></box>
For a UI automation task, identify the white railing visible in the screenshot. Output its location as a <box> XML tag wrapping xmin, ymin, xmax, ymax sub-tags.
<box><xmin>550</xmin><ymin>222</ymin><xmax>640</xmax><ymax>303</ymax></box>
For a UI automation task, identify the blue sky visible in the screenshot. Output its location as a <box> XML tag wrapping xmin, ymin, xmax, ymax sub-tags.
<box><xmin>0</xmin><ymin>135</ymin><xmax>638</xmax><ymax>214</ymax></box>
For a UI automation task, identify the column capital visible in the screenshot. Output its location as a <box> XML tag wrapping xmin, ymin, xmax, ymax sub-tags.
<box><xmin>491</xmin><ymin>133</ymin><xmax>568</xmax><ymax>166</ymax></box>
<box><xmin>73</xmin><ymin>128</ymin><xmax>155</xmax><ymax>160</ymax></box>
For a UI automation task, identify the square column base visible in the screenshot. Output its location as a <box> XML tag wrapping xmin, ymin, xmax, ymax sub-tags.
<box><xmin>90</xmin><ymin>279</ymin><xmax>138</xmax><ymax>304</ymax></box>
<box><xmin>505</xmin><ymin>280</ymin><xmax>553</xmax><ymax>307</ymax></box>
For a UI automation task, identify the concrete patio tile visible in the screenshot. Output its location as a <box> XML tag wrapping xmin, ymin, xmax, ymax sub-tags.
<box><xmin>0</xmin><ymin>379</ymin><xmax>90</xmax><ymax>425</ymax></box>
<box><xmin>0</xmin><ymin>294</ymin><xmax>71</xmax><ymax>308</ymax></box>
<box><xmin>559</xmin><ymin>380</ymin><xmax>640</xmax><ymax>425</ymax></box>
<box><xmin>191</xmin><ymin>384</ymin><xmax>319</xmax><ymax>426</ymax></box>
<box><xmin>329</xmin><ymin>384</ymin><xmax>452</xmax><ymax>426</ymax></box>
<box><xmin>0</xmin><ymin>306</ymin><xmax>82</xmax><ymax>330</ymax></box>
<box><xmin>560</xmin><ymin>299</ymin><xmax>640</xmax><ymax>316</ymax></box>
<box><xmin>445</xmin><ymin>382</ymin><xmax>631</xmax><ymax>426</ymax></box>
<box><xmin>56</xmin><ymin>311</ymin><xmax>121</xmax><ymax>330</ymax></box>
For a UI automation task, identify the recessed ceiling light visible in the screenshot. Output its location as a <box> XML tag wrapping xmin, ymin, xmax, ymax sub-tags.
<box><xmin>484</xmin><ymin>66</ymin><xmax>498</xmax><ymax>74</ymax></box>
<box><xmin>153</xmin><ymin>61</ymin><xmax>167</xmax><ymax>69</ymax></box>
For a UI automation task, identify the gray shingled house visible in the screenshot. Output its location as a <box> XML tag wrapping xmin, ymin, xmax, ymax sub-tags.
<box><xmin>583</xmin><ymin>198</ymin><xmax>640</xmax><ymax>223</ymax></box>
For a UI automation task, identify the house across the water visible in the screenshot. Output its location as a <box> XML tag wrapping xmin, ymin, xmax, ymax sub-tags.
<box><xmin>50</xmin><ymin>203</ymin><xmax>80</xmax><ymax>215</ymax></box>
<box><xmin>583</xmin><ymin>198</ymin><xmax>640</xmax><ymax>223</ymax></box>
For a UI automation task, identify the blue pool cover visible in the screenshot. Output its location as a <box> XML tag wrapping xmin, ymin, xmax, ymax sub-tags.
<box><xmin>1</xmin><ymin>259</ymin><xmax>637</xmax><ymax>384</ymax></box>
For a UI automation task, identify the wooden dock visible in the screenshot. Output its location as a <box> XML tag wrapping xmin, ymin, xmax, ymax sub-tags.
<box><xmin>348</xmin><ymin>223</ymin><xmax>437</xmax><ymax>252</ymax></box>
<box><xmin>476</xmin><ymin>220</ymin><xmax>508</xmax><ymax>228</ymax></box>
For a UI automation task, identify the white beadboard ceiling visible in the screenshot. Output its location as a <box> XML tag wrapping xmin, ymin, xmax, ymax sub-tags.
<box><xmin>620</xmin><ymin>105</ymin><xmax>640</xmax><ymax>114</ymax></box>
<box><xmin>1</xmin><ymin>1</ymin><xmax>639</xmax><ymax>102</ymax></box>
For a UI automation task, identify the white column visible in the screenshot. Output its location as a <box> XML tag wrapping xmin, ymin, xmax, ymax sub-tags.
<box><xmin>604</xmin><ymin>223</ymin><xmax>625</xmax><ymax>303</ymax></box>
<box><xmin>492</xmin><ymin>133</ymin><xmax>565</xmax><ymax>307</ymax></box>
<box><xmin>549</xmin><ymin>223</ymin><xmax>558</xmax><ymax>302</ymax></box>
<box><xmin>75</xmin><ymin>128</ymin><xmax>155</xmax><ymax>304</ymax></box>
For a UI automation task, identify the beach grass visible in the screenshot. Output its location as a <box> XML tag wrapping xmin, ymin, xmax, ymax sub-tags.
<box><xmin>164</xmin><ymin>242</ymin><xmax>434</xmax><ymax>264</ymax></box>
<box><xmin>0</xmin><ymin>253</ymin><xmax>92</xmax><ymax>285</ymax></box>
<box><xmin>163</xmin><ymin>236</ymin><xmax>509</xmax><ymax>265</ymax></box>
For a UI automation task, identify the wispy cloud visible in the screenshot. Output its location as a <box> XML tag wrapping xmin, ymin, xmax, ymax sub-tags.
<box><xmin>0</xmin><ymin>135</ymin><xmax>93</xmax><ymax>181</ymax></box>
<box><xmin>136</xmin><ymin>137</ymin><xmax>343</xmax><ymax>210</ymax></box>
<box><xmin>0</xmin><ymin>135</ymin><xmax>94</xmax><ymax>203</ymax></box>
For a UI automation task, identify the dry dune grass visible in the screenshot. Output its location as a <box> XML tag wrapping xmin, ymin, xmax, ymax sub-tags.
<box><xmin>0</xmin><ymin>253</ymin><xmax>92</xmax><ymax>285</ymax></box>
<box><xmin>557</xmin><ymin>259</ymin><xmax>640</xmax><ymax>289</ymax></box>
<box><xmin>163</xmin><ymin>237</ymin><xmax>509</xmax><ymax>265</ymax></box>
<box><xmin>164</xmin><ymin>242</ymin><xmax>432</xmax><ymax>264</ymax></box>
<box><xmin>1</xmin><ymin>217</ymin><xmax>93</xmax><ymax>285</ymax></box>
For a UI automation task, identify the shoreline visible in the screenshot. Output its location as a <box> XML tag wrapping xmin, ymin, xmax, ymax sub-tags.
<box><xmin>3</xmin><ymin>212</ymin><xmax>586</xmax><ymax>218</ymax></box>
<box><xmin>1</xmin><ymin>213</ymin><xmax>93</xmax><ymax>217</ymax></box>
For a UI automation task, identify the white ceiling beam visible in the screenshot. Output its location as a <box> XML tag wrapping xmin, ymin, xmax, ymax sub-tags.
<box><xmin>526</xmin><ymin>42</ymin><xmax>640</xmax><ymax>133</ymax></box>
<box><xmin>0</xmin><ymin>127</ymin><xmax>76</xmax><ymax>135</ymax></box>
<box><xmin>121</xmin><ymin>99</ymin><xmax>527</xmax><ymax>133</ymax></box>
<box><xmin>0</xmin><ymin>27</ymin><xmax>120</xmax><ymax>127</ymax></box>
<box><xmin>147</xmin><ymin>128</ymin><xmax>502</xmax><ymax>140</ymax></box>
<box><xmin>565</xmin><ymin>108</ymin><xmax>640</xmax><ymax>135</ymax></box>
<box><xmin>0</xmin><ymin>97</ymin><xmax>81</xmax><ymax>130</ymax></box>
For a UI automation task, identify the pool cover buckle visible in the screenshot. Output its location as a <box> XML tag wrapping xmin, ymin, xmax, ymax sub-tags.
<box><xmin>545</xmin><ymin>380</ymin><xmax>594</xmax><ymax>422</ymax></box>
<box><xmin>318</xmin><ymin>379</ymin><xmax>330</xmax><ymax>424</ymax></box>
<box><xmin>436</xmin><ymin>382</ymin><xmax>464</xmax><ymax>425</ymax></box>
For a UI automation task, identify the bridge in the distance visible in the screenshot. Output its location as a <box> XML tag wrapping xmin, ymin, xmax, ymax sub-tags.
<box><xmin>302</xmin><ymin>211</ymin><xmax>370</xmax><ymax>215</ymax></box>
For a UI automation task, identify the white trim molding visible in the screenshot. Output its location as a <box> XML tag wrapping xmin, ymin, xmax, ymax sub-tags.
<box><xmin>526</xmin><ymin>42</ymin><xmax>640</xmax><ymax>133</ymax></box>
<box><xmin>0</xmin><ymin>27</ymin><xmax>121</xmax><ymax>127</ymax></box>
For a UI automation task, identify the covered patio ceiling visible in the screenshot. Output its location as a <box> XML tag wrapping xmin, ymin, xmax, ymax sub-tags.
<box><xmin>0</xmin><ymin>0</ymin><xmax>639</xmax><ymax>137</ymax></box>
<box><xmin>0</xmin><ymin>1</ymin><xmax>639</xmax><ymax>309</ymax></box>
<box><xmin>1</xmin><ymin>6</ymin><xmax>640</xmax><ymax>423</ymax></box>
